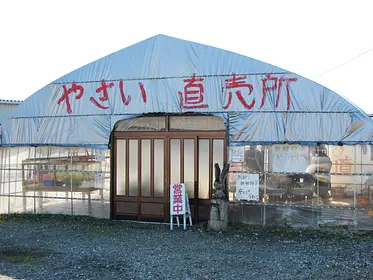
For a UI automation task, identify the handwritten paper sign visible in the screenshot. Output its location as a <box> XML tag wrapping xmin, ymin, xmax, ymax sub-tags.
<box><xmin>271</xmin><ymin>145</ymin><xmax>308</xmax><ymax>173</ymax></box>
<box><xmin>170</xmin><ymin>183</ymin><xmax>186</xmax><ymax>215</ymax></box>
<box><xmin>230</xmin><ymin>146</ymin><xmax>245</xmax><ymax>163</ymax></box>
<box><xmin>235</xmin><ymin>173</ymin><xmax>259</xmax><ymax>201</ymax></box>
<box><xmin>94</xmin><ymin>172</ymin><xmax>105</xmax><ymax>189</ymax></box>
<box><xmin>95</xmin><ymin>150</ymin><xmax>106</xmax><ymax>162</ymax></box>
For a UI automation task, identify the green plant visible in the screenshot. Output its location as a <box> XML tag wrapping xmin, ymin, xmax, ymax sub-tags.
<box><xmin>57</xmin><ymin>172</ymin><xmax>94</xmax><ymax>187</ymax></box>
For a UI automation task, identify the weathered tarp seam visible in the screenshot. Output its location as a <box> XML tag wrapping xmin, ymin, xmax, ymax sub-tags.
<box><xmin>51</xmin><ymin>72</ymin><xmax>291</xmax><ymax>84</ymax></box>
<box><xmin>6</xmin><ymin>111</ymin><xmax>362</xmax><ymax>119</ymax></box>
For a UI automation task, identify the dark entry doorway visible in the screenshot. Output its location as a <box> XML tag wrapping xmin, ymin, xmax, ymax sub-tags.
<box><xmin>112</xmin><ymin>115</ymin><xmax>226</xmax><ymax>222</ymax></box>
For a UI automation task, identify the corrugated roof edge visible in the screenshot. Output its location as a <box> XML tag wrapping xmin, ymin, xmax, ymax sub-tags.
<box><xmin>0</xmin><ymin>99</ymin><xmax>22</xmax><ymax>104</ymax></box>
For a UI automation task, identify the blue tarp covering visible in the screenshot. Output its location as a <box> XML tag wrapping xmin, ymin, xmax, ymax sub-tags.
<box><xmin>1</xmin><ymin>34</ymin><xmax>373</xmax><ymax>148</ymax></box>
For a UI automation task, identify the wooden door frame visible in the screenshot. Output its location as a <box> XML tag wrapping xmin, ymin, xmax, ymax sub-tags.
<box><xmin>111</xmin><ymin>123</ymin><xmax>227</xmax><ymax>221</ymax></box>
<box><xmin>112</xmin><ymin>135</ymin><xmax>168</xmax><ymax>220</ymax></box>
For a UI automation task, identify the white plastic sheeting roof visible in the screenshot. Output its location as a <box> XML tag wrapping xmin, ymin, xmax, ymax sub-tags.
<box><xmin>1</xmin><ymin>35</ymin><xmax>373</xmax><ymax>148</ymax></box>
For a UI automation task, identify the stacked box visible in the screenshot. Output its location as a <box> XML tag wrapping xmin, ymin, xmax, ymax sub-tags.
<box><xmin>42</xmin><ymin>173</ymin><xmax>54</xmax><ymax>187</ymax></box>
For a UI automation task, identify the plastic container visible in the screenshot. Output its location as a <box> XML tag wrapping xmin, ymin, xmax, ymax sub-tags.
<box><xmin>43</xmin><ymin>180</ymin><xmax>54</xmax><ymax>187</ymax></box>
<box><xmin>42</xmin><ymin>174</ymin><xmax>54</xmax><ymax>181</ymax></box>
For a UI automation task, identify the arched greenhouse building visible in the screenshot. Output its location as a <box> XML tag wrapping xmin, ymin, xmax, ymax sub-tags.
<box><xmin>1</xmin><ymin>35</ymin><xmax>373</xmax><ymax>229</ymax></box>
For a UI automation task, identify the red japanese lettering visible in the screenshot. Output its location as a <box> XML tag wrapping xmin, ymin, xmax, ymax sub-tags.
<box><xmin>178</xmin><ymin>73</ymin><xmax>208</xmax><ymax>109</ymax></box>
<box><xmin>173</xmin><ymin>195</ymin><xmax>183</xmax><ymax>204</ymax></box>
<box><xmin>277</xmin><ymin>77</ymin><xmax>297</xmax><ymax>110</ymax></box>
<box><xmin>119</xmin><ymin>79</ymin><xmax>131</xmax><ymax>105</ymax></box>
<box><xmin>260</xmin><ymin>74</ymin><xmax>277</xmax><ymax>109</ymax></box>
<box><xmin>90</xmin><ymin>80</ymin><xmax>114</xmax><ymax>110</ymax></box>
<box><xmin>58</xmin><ymin>82</ymin><xmax>84</xmax><ymax>114</ymax></box>
<box><xmin>335</xmin><ymin>156</ymin><xmax>352</xmax><ymax>173</ymax></box>
<box><xmin>173</xmin><ymin>205</ymin><xmax>183</xmax><ymax>214</ymax></box>
<box><xmin>172</xmin><ymin>184</ymin><xmax>183</xmax><ymax>214</ymax></box>
<box><xmin>173</xmin><ymin>184</ymin><xmax>182</xmax><ymax>193</ymax></box>
<box><xmin>261</xmin><ymin>74</ymin><xmax>297</xmax><ymax>111</ymax></box>
<box><xmin>139</xmin><ymin>82</ymin><xmax>147</xmax><ymax>103</ymax></box>
<box><xmin>118</xmin><ymin>81</ymin><xmax>147</xmax><ymax>106</ymax></box>
<box><xmin>222</xmin><ymin>74</ymin><xmax>254</xmax><ymax>110</ymax></box>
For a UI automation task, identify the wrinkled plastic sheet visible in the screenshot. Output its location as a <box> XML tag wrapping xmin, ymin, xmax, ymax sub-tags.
<box><xmin>229</xmin><ymin>204</ymin><xmax>373</xmax><ymax>230</ymax></box>
<box><xmin>0</xmin><ymin>146</ymin><xmax>110</xmax><ymax>218</ymax></box>
<box><xmin>228</xmin><ymin>112</ymin><xmax>373</xmax><ymax>146</ymax></box>
<box><xmin>1</xmin><ymin>35</ymin><xmax>373</xmax><ymax>148</ymax></box>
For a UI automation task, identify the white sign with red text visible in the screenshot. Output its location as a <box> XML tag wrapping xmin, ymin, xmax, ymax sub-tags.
<box><xmin>170</xmin><ymin>183</ymin><xmax>186</xmax><ymax>215</ymax></box>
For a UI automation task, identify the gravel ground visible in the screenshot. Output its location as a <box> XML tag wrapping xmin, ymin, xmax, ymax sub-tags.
<box><xmin>0</xmin><ymin>215</ymin><xmax>373</xmax><ymax>280</ymax></box>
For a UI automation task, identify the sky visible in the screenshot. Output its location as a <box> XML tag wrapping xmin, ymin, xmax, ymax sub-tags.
<box><xmin>0</xmin><ymin>0</ymin><xmax>372</xmax><ymax>112</ymax></box>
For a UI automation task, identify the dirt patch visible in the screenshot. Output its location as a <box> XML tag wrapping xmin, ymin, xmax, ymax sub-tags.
<box><xmin>0</xmin><ymin>248</ymin><xmax>47</xmax><ymax>264</ymax></box>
